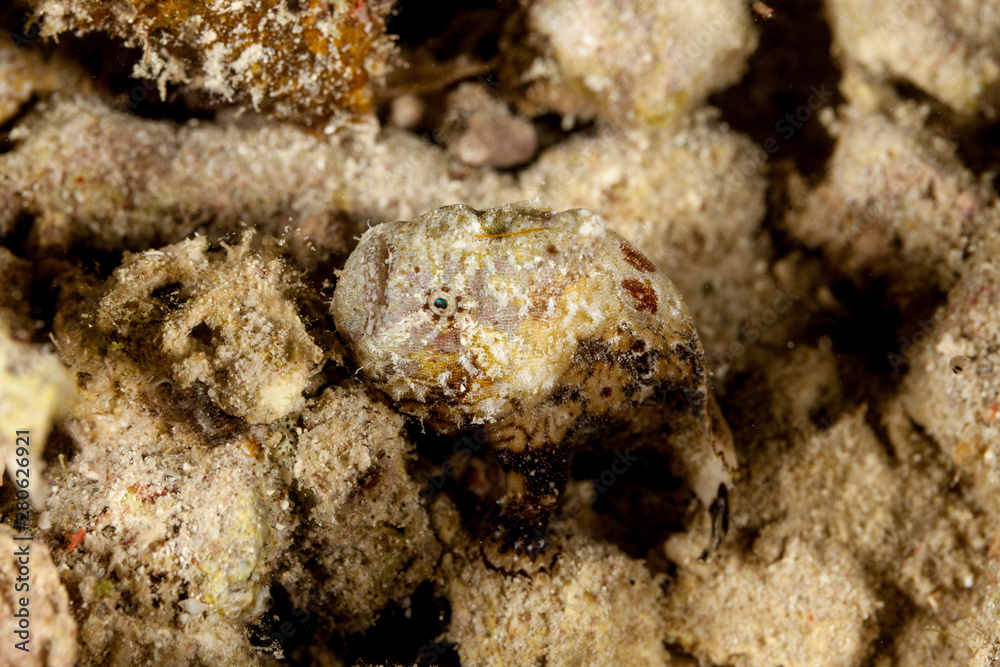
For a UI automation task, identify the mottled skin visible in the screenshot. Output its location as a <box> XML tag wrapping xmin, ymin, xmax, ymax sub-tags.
<box><xmin>332</xmin><ymin>201</ymin><xmax>736</xmax><ymax>572</ymax></box>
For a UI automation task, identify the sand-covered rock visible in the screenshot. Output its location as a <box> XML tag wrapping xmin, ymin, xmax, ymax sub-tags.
<box><xmin>663</xmin><ymin>537</ymin><xmax>879</xmax><ymax>667</ymax></box>
<box><xmin>42</xmin><ymin>238</ymin><xmax>312</xmax><ymax>664</ymax></box>
<box><xmin>96</xmin><ymin>235</ymin><xmax>324</xmax><ymax>424</ymax></box>
<box><xmin>0</xmin><ymin>95</ymin><xmax>777</xmax><ymax>367</ymax></box>
<box><xmin>783</xmin><ymin>99</ymin><xmax>999</xmax><ymax>303</ymax></box>
<box><xmin>0</xmin><ymin>97</ymin><xmax>358</xmax><ymax>256</ymax></box>
<box><xmin>445</xmin><ymin>536</ymin><xmax>669</xmax><ymax>666</ymax></box>
<box><xmin>0</xmin><ymin>526</ymin><xmax>77</xmax><ymax>666</ymax></box>
<box><xmin>894</xmin><ymin>585</ymin><xmax>1000</xmax><ymax>667</ymax></box>
<box><xmin>510</xmin><ymin>0</ymin><xmax>758</xmax><ymax>126</ymax></box>
<box><xmin>0</xmin><ymin>96</ymin><xmax>520</xmax><ymax>258</ymax></box>
<box><xmin>0</xmin><ymin>323</ymin><xmax>74</xmax><ymax>510</ymax></box>
<box><xmin>440</xmin><ymin>82</ymin><xmax>538</xmax><ymax>168</ymax></box>
<box><xmin>663</xmin><ymin>350</ymin><xmax>888</xmax><ymax>667</ymax></box>
<box><xmin>282</xmin><ymin>383</ymin><xmax>441</xmax><ymax>631</ymax></box>
<box><xmin>707</xmin><ymin>342</ymin><xmax>998</xmax><ymax>664</ymax></box>
<box><xmin>897</xmin><ymin>258</ymin><xmax>1000</xmax><ymax>520</ymax></box>
<box><xmin>0</xmin><ymin>40</ymin><xmax>92</xmax><ymax>125</ymax></box>
<box><xmin>826</xmin><ymin>0</ymin><xmax>1000</xmax><ymax>114</ymax></box>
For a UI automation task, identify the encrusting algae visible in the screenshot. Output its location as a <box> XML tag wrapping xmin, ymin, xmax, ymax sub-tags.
<box><xmin>25</xmin><ymin>0</ymin><xmax>397</xmax><ymax>125</ymax></box>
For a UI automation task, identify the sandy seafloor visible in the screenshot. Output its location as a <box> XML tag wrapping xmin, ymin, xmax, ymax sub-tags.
<box><xmin>0</xmin><ymin>0</ymin><xmax>999</xmax><ymax>665</ymax></box>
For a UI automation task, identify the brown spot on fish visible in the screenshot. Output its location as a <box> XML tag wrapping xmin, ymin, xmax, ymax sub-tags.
<box><xmin>619</xmin><ymin>242</ymin><xmax>657</xmax><ymax>273</ymax></box>
<box><xmin>621</xmin><ymin>278</ymin><xmax>658</xmax><ymax>313</ymax></box>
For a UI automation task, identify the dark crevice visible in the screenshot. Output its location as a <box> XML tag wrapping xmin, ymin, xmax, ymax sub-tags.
<box><xmin>762</xmin><ymin>168</ymin><xmax>942</xmax><ymax>405</ymax></box>
<box><xmin>0</xmin><ymin>212</ymin><xmax>34</xmax><ymax>257</ymax></box>
<box><xmin>865</xmin><ymin>581</ymin><xmax>920</xmax><ymax>666</ymax></box>
<box><xmin>663</xmin><ymin>641</ymin><xmax>703</xmax><ymax>665</ymax></box>
<box><xmin>406</xmin><ymin>419</ymin><xmax>502</xmax><ymax>538</ymax></box>
<box><xmin>188</xmin><ymin>321</ymin><xmax>215</xmax><ymax>347</ymax></box>
<box><xmin>1</xmin><ymin>5</ymin><xmax>219</xmax><ymax>124</ymax></box>
<box><xmin>58</xmin><ymin>246</ymin><xmax>126</xmax><ymax>281</ymax></box>
<box><xmin>339</xmin><ymin>581</ymin><xmax>458</xmax><ymax>667</ymax></box>
<box><xmin>570</xmin><ymin>445</ymin><xmax>689</xmax><ymax>563</ymax></box>
<box><xmin>61</xmin><ymin>30</ymin><xmax>222</xmax><ymax>122</ymax></box>
<box><xmin>149</xmin><ymin>282</ymin><xmax>188</xmax><ymax>310</ymax></box>
<box><xmin>247</xmin><ymin>583</ymin><xmax>320</xmax><ymax>661</ymax></box>
<box><xmin>0</xmin><ymin>95</ymin><xmax>42</xmax><ymax>154</ymax></box>
<box><xmin>710</xmin><ymin>0</ymin><xmax>844</xmax><ymax>181</ymax></box>
<box><xmin>41</xmin><ymin>423</ymin><xmax>79</xmax><ymax>468</ymax></box>
<box><xmin>388</xmin><ymin>0</ymin><xmax>513</xmax><ymax>55</ymax></box>
<box><xmin>890</xmin><ymin>79</ymin><xmax>960</xmax><ymax>118</ymax></box>
<box><xmin>956</xmin><ymin>121</ymin><xmax>1000</xmax><ymax>193</ymax></box>
<box><xmin>530</xmin><ymin>112</ymin><xmax>579</xmax><ymax>154</ymax></box>
<box><xmin>879</xmin><ymin>79</ymin><xmax>1000</xmax><ymax>189</ymax></box>
<box><xmin>379</xmin><ymin>0</ymin><xmax>519</xmax><ymax>151</ymax></box>
<box><xmin>0</xmin><ymin>2</ymin><xmax>38</xmax><ymax>43</ymax></box>
<box><xmin>822</xmin><ymin>278</ymin><xmax>905</xmax><ymax>376</ymax></box>
<box><xmin>9</xmin><ymin>249</ymin><xmax>112</xmax><ymax>345</ymax></box>
<box><xmin>720</xmin><ymin>360</ymin><xmax>777</xmax><ymax>450</ymax></box>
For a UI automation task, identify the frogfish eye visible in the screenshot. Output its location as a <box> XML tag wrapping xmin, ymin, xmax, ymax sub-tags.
<box><xmin>428</xmin><ymin>290</ymin><xmax>458</xmax><ymax>317</ymax></box>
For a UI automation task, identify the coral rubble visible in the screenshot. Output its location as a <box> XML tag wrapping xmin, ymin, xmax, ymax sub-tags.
<box><xmin>0</xmin><ymin>0</ymin><xmax>998</xmax><ymax>664</ymax></box>
<box><xmin>26</xmin><ymin>0</ymin><xmax>397</xmax><ymax>125</ymax></box>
